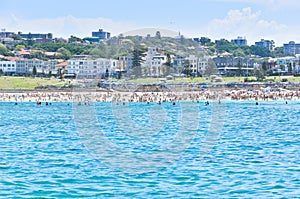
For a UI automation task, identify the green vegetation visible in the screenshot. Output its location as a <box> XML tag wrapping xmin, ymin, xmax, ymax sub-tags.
<box><xmin>0</xmin><ymin>76</ymin><xmax>65</xmax><ymax>90</ymax></box>
<box><xmin>0</xmin><ymin>75</ymin><xmax>299</xmax><ymax>90</ymax></box>
<box><xmin>0</xmin><ymin>45</ymin><xmax>13</xmax><ymax>56</ymax></box>
<box><xmin>0</xmin><ymin>33</ymin><xmax>286</xmax><ymax>61</ymax></box>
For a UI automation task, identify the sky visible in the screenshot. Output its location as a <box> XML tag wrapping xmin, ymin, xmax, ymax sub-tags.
<box><xmin>1</xmin><ymin>0</ymin><xmax>300</xmax><ymax>46</ymax></box>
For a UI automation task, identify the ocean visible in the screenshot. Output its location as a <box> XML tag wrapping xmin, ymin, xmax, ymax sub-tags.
<box><xmin>0</xmin><ymin>101</ymin><xmax>299</xmax><ymax>198</ymax></box>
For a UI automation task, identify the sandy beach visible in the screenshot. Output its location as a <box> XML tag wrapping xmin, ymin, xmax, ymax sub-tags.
<box><xmin>1</xmin><ymin>87</ymin><xmax>299</xmax><ymax>103</ymax></box>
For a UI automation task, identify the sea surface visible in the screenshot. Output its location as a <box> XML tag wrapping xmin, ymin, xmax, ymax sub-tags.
<box><xmin>0</xmin><ymin>101</ymin><xmax>299</xmax><ymax>198</ymax></box>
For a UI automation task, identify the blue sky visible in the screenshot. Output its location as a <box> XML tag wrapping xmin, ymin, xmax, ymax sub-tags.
<box><xmin>1</xmin><ymin>0</ymin><xmax>300</xmax><ymax>45</ymax></box>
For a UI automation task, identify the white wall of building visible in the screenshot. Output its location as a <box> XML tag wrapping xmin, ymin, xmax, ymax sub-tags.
<box><xmin>67</xmin><ymin>58</ymin><xmax>117</xmax><ymax>79</ymax></box>
<box><xmin>0</xmin><ymin>61</ymin><xmax>16</xmax><ymax>74</ymax></box>
<box><xmin>16</xmin><ymin>59</ymin><xmax>57</xmax><ymax>75</ymax></box>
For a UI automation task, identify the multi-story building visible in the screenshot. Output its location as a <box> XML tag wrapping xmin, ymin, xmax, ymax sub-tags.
<box><xmin>172</xmin><ymin>55</ymin><xmax>186</xmax><ymax>74</ymax></box>
<box><xmin>117</xmin><ymin>56</ymin><xmax>133</xmax><ymax>71</ymax></box>
<box><xmin>17</xmin><ymin>32</ymin><xmax>53</xmax><ymax>43</ymax></box>
<box><xmin>172</xmin><ymin>55</ymin><xmax>208</xmax><ymax>76</ymax></box>
<box><xmin>231</xmin><ymin>36</ymin><xmax>247</xmax><ymax>46</ymax></box>
<box><xmin>84</xmin><ymin>29</ymin><xmax>111</xmax><ymax>43</ymax></box>
<box><xmin>255</xmin><ymin>39</ymin><xmax>275</xmax><ymax>51</ymax></box>
<box><xmin>283</xmin><ymin>41</ymin><xmax>300</xmax><ymax>56</ymax></box>
<box><xmin>92</xmin><ymin>29</ymin><xmax>111</xmax><ymax>40</ymax></box>
<box><xmin>0</xmin><ymin>61</ymin><xmax>16</xmax><ymax>75</ymax></box>
<box><xmin>185</xmin><ymin>55</ymin><xmax>208</xmax><ymax>76</ymax></box>
<box><xmin>213</xmin><ymin>56</ymin><xmax>255</xmax><ymax>76</ymax></box>
<box><xmin>67</xmin><ymin>58</ymin><xmax>117</xmax><ymax>79</ymax></box>
<box><xmin>141</xmin><ymin>48</ymin><xmax>167</xmax><ymax>77</ymax></box>
<box><xmin>16</xmin><ymin>59</ymin><xmax>57</xmax><ymax>76</ymax></box>
<box><xmin>0</xmin><ymin>31</ymin><xmax>14</xmax><ymax>39</ymax></box>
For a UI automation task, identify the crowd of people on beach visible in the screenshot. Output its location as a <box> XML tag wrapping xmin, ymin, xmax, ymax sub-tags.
<box><xmin>1</xmin><ymin>88</ymin><xmax>299</xmax><ymax>104</ymax></box>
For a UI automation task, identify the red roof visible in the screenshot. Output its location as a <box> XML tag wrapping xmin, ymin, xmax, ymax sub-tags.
<box><xmin>56</xmin><ymin>61</ymin><xmax>68</xmax><ymax>67</ymax></box>
<box><xmin>3</xmin><ymin>56</ymin><xmax>25</xmax><ymax>61</ymax></box>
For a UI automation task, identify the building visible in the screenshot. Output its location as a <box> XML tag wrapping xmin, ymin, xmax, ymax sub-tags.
<box><xmin>16</xmin><ymin>59</ymin><xmax>57</xmax><ymax>76</ymax></box>
<box><xmin>283</xmin><ymin>41</ymin><xmax>300</xmax><ymax>56</ymax></box>
<box><xmin>255</xmin><ymin>39</ymin><xmax>274</xmax><ymax>50</ymax></box>
<box><xmin>141</xmin><ymin>48</ymin><xmax>167</xmax><ymax>77</ymax></box>
<box><xmin>231</xmin><ymin>36</ymin><xmax>247</xmax><ymax>46</ymax></box>
<box><xmin>67</xmin><ymin>58</ymin><xmax>117</xmax><ymax>79</ymax></box>
<box><xmin>185</xmin><ymin>55</ymin><xmax>208</xmax><ymax>76</ymax></box>
<box><xmin>271</xmin><ymin>57</ymin><xmax>295</xmax><ymax>74</ymax></box>
<box><xmin>172</xmin><ymin>55</ymin><xmax>185</xmax><ymax>74</ymax></box>
<box><xmin>117</xmin><ymin>56</ymin><xmax>133</xmax><ymax>71</ymax></box>
<box><xmin>0</xmin><ymin>30</ymin><xmax>14</xmax><ymax>39</ymax></box>
<box><xmin>0</xmin><ymin>61</ymin><xmax>16</xmax><ymax>75</ymax></box>
<box><xmin>92</xmin><ymin>29</ymin><xmax>111</xmax><ymax>40</ymax></box>
<box><xmin>172</xmin><ymin>55</ymin><xmax>208</xmax><ymax>76</ymax></box>
<box><xmin>17</xmin><ymin>32</ymin><xmax>53</xmax><ymax>43</ymax></box>
<box><xmin>84</xmin><ymin>29</ymin><xmax>111</xmax><ymax>43</ymax></box>
<box><xmin>213</xmin><ymin>56</ymin><xmax>255</xmax><ymax>76</ymax></box>
<box><xmin>107</xmin><ymin>37</ymin><xmax>122</xmax><ymax>46</ymax></box>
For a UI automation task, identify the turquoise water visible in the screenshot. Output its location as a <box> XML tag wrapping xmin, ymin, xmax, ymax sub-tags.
<box><xmin>0</xmin><ymin>101</ymin><xmax>299</xmax><ymax>198</ymax></box>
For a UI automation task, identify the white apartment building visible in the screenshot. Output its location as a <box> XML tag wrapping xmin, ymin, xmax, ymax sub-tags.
<box><xmin>0</xmin><ymin>61</ymin><xmax>16</xmax><ymax>75</ymax></box>
<box><xmin>16</xmin><ymin>59</ymin><xmax>57</xmax><ymax>76</ymax></box>
<box><xmin>67</xmin><ymin>58</ymin><xmax>117</xmax><ymax>79</ymax></box>
<box><xmin>186</xmin><ymin>55</ymin><xmax>208</xmax><ymax>76</ymax></box>
<box><xmin>142</xmin><ymin>47</ymin><xmax>167</xmax><ymax>77</ymax></box>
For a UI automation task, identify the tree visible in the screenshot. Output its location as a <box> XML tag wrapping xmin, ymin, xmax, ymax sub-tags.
<box><xmin>57</xmin><ymin>68</ymin><xmax>65</xmax><ymax>79</ymax></box>
<box><xmin>233</xmin><ymin>48</ymin><xmax>245</xmax><ymax>57</ymax></box>
<box><xmin>199</xmin><ymin>37</ymin><xmax>211</xmax><ymax>46</ymax></box>
<box><xmin>117</xmin><ymin>71</ymin><xmax>122</xmax><ymax>79</ymax></box>
<box><xmin>237</xmin><ymin>60</ymin><xmax>243</xmax><ymax>76</ymax></box>
<box><xmin>204</xmin><ymin>59</ymin><xmax>218</xmax><ymax>77</ymax></box>
<box><xmin>68</xmin><ymin>35</ymin><xmax>84</xmax><ymax>43</ymax></box>
<box><xmin>163</xmin><ymin>53</ymin><xmax>172</xmax><ymax>76</ymax></box>
<box><xmin>131</xmin><ymin>44</ymin><xmax>145</xmax><ymax>78</ymax></box>
<box><xmin>57</xmin><ymin>47</ymin><xmax>72</xmax><ymax>60</ymax></box>
<box><xmin>273</xmin><ymin>47</ymin><xmax>284</xmax><ymax>57</ymax></box>
<box><xmin>32</xmin><ymin>65</ymin><xmax>37</xmax><ymax>76</ymax></box>
<box><xmin>288</xmin><ymin>62</ymin><xmax>292</xmax><ymax>74</ymax></box>
<box><xmin>254</xmin><ymin>66</ymin><xmax>265</xmax><ymax>81</ymax></box>
<box><xmin>27</xmin><ymin>32</ymin><xmax>34</xmax><ymax>46</ymax></box>
<box><xmin>10</xmin><ymin>33</ymin><xmax>22</xmax><ymax>41</ymax></box>
<box><xmin>15</xmin><ymin>45</ymin><xmax>26</xmax><ymax>51</ymax></box>
<box><xmin>182</xmin><ymin>60</ymin><xmax>191</xmax><ymax>76</ymax></box>
<box><xmin>262</xmin><ymin>61</ymin><xmax>268</xmax><ymax>72</ymax></box>
<box><xmin>105</xmin><ymin>68</ymin><xmax>109</xmax><ymax>79</ymax></box>
<box><xmin>89</xmin><ymin>48</ymin><xmax>104</xmax><ymax>59</ymax></box>
<box><xmin>0</xmin><ymin>45</ymin><xmax>10</xmax><ymax>56</ymax></box>
<box><xmin>249</xmin><ymin>46</ymin><xmax>271</xmax><ymax>57</ymax></box>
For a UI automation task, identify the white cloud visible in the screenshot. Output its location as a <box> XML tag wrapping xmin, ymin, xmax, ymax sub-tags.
<box><xmin>0</xmin><ymin>15</ymin><xmax>139</xmax><ymax>38</ymax></box>
<box><xmin>203</xmin><ymin>7</ymin><xmax>300</xmax><ymax>45</ymax></box>
<box><xmin>210</xmin><ymin>0</ymin><xmax>300</xmax><ymax>9</ymax></box>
